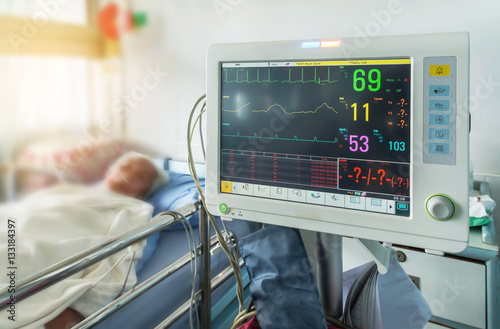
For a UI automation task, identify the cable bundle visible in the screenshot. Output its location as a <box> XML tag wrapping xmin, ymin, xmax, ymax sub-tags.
<box><xmin>186</xmin><ymin>94</ymin><xmax>245</xmax><ymax>328</ymax></box>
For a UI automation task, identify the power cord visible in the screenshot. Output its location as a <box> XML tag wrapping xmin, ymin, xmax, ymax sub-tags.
<box><xmin>199</xmin><ymin>101</ymin><xmax>206</xmax><ymax>161</ymax></box>
<box><xmin>186</xmin><ymin>94</ymin><xmax>245</xmax><ymax>316</ymax></box>
<box><xmin>155</xmin><ymin>210</ymin><xmax>199</xmax><ymax>329</ymax></box>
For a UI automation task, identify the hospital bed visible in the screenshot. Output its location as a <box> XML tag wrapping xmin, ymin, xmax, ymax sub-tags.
<box><xmin>0</xmin><ymin>159</ymin><xmax>256</xmax><ymax>329</ymax></box>
<box><xmin>3</xmin><ymin>161</ymin><xmax>491</xmax><ymax>329</ymax></box>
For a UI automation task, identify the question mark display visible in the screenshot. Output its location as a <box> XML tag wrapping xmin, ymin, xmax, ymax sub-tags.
<box><xmin>378</xmin><ymin>169</ymin><xmax>386</xmax><ymax>185</ymax></box>
<box><xmin>338</xmin><ymin>159</ymin><xmax>409</xmax><ymax>196</ymax></box>
<box><xmin>354</xmin><ymin>167</ymin><xmax>361</xmax><ymax>183</ymax></box>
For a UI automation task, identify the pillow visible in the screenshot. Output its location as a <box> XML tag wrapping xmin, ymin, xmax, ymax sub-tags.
<box><xmin>16</xmin><ymin>135</ymin><xmax>126</xmax><ymax>186</ymax></box>
<box><xmin>145</xmin><ymin>171</ymin><xmax>203</xmax><ymax>231</ymax></box>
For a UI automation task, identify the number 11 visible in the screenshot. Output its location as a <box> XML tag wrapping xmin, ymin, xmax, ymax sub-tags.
<box><xmin>351</xmin><ymin>103</ymin><xmax>369</xmax><ymax>121</ymax></box>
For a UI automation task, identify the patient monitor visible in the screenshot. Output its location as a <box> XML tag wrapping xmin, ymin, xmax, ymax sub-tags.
<box><xmin>206</xmin><ymin>32</ymin><xmax>470</xmax><ymax>253</ymax></box>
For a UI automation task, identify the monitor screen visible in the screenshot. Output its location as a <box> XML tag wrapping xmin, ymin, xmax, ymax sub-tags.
<box><xmin>206</xmin><ymin>33</ymin><xmax>470</xmax><ymax>253</ymax></box>
<box><xmin>219</xmin><ymin>59</ymin><xmax>412</xmax><ymax>216</ymax></box>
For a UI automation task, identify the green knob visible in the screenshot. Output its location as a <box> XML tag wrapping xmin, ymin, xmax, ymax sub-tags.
<box><xmin>219</xmin><ymin>203</ymin><xmax>229</xmax><ymax>214</ymax></box>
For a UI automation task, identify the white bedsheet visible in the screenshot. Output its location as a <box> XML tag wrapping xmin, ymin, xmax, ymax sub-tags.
<box><xmin>0</xmin><ymin>184</ymin><xmax>153</xmax><ymax>329</ymax></box>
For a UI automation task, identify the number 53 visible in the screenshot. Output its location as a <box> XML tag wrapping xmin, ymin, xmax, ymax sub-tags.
<box><xmin>349</xmin><ymin>135</ymin><xmax>369</xmax><ymax>152</ymax></box>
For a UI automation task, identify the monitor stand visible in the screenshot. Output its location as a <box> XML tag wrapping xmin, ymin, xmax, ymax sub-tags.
<box><xmin>316</xmin><ymin>232</ymin><xmax>392</xmax><ymax>319</ymax></box>
<box><xmin>316</xmin><ymin>233</ymin><xmax>343</xmax><ymax>318</ymax></box>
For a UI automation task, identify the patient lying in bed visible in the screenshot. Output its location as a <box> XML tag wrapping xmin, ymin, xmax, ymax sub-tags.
<box><xmin>45</xmin><ymin>152</ymin><xmax>167</xmax><ymax>329</ymax></box>
<box><xmin>0</xmin><ymin>152</ymin><xmax>167</xmax><ymax>329</ymax></box>
<box><xmin>103</xmin><ymin>152</ymin><xmax>168</xmax><ymax>199</ymax></box>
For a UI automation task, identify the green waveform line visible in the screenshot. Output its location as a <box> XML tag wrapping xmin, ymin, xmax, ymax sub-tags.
<box><xmin>222</xmin><ymin>132</ymin><xmax>339</xmax><ymax>144</ymax></box>
<box><xmin>223</xmin><ymin>67</ymin><xmax>339</xmax><ymax>85</ymax></box>
<box><xmin>224</xmin><ymin>68</ymin><xmax>278</xmax><ymax>84</ymax></box>
<box><xmin>252</xmin><ymin>102</ymin><xmax>338</xmax><ymax>115</ymax></box>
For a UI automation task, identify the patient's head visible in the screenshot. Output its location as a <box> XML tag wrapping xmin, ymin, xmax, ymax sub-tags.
<box><xmin>104</xmin><ymin>152</ymin><xmax>167</xmax><ymax>199</ymax></box>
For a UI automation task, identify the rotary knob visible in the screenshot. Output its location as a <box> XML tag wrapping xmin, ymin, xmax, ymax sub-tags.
<box><xmin>426</xmin><ymin>194</ymin><xmax>455</xmax><ymax>221</ymax></box>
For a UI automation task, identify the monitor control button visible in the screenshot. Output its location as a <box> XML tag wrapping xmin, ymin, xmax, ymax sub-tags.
<box><xmin>426</xmin><ymin>195</ymin><xmax>455</xmax><ymax>221</ymax></box>
<box><xmin>219</xmin><ymin>203</ymin><xmax>229</xmax><ymax>214</ymax></box>
<box><xmin>387</xmin><ymin>200</ymin><xmax>396</xmax><ymax>214</ymax></box>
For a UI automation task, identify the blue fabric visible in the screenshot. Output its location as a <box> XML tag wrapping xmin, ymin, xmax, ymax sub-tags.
<box><xmin>136</xmin><ymin>171</ymin><xmax>203</xmax><ymax>273</ymax></box>
<box><xmin>134</xmin><ymin>232</ymin><xmax>159</xmax><ymax>273</ymax></box>
<box><xmin>240</xmin><ymin>225</ymin><xmax>328</xmax><ymax>329</ymax></box>
<box><xmin>145</xmin><ymin>171</ymin><xmax>203</xmax><ymax>231</ymax></box>
<box><xmin>377</xmin><ymin>249</ymin><xmax>432</xmax><ymax>329</ymax></box>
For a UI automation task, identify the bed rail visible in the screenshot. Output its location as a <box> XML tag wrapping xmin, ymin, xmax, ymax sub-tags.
<box><xmin>0</xmin><ymin>202</ymin><xmax>201</xmax><ymax>308</ymax></box>
<box><xmin>156</xmin><ymin>260</ymin><xmax>244</xmax><ymax>329</ymax></box>
<box><xmin>73</xmin><ymin>233</ymin><xmax>224</xmax><ymax>328</ymax></box>
<box><xmin>0</xmin><ymin>200</ymin><xmax>243</xmax><ymax>328</ymax></box>
<box><xmin>70</xmin><ymin>203</ymin><xmax>239</xmax><ymax>329</ymax></box>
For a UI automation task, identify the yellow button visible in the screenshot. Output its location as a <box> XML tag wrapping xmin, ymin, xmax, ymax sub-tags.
<box><xmin>221</xmin><ymin>181</ymin><xmax>232</xmax><ymax>193</ymax></box>
<box><xmin>429</xmin><ymin>65</ymin><xmax>451</xmax><ymax>77</ymax></box>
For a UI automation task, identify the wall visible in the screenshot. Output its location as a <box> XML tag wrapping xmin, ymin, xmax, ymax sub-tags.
<box><xmin>123</xmin><ymin>0</ymin><xmax>500</xmax><ymax>224</ymax></box>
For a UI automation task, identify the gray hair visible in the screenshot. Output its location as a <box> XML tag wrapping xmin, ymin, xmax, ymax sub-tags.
<box><xmin>107</xmin><ymin>151</ymin><xmax>169</xmax><ymax>197</ymax></box>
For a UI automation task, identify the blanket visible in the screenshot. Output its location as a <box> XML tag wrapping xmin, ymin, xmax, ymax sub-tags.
<box><xmin>0</xmin><ymin>184</ymin><xmax>153</xmax><ymax>329</ymax></box>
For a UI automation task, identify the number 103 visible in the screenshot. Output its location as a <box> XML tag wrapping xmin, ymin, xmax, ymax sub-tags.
<box><xmin>389</xmin><ymin>141</ymin><xmax>406</xmax><ymax>151</ymax></box>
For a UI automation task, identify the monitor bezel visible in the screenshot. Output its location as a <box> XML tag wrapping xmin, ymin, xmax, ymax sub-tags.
<box><xmin>206</xmin><ymin>32</ymin><xmax>469</xmax><ymax>253</ymax></box>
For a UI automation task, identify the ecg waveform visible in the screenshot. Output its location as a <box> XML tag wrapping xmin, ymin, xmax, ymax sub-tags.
<box><xmin>222</xmin><ymin>132</ymin><xmax>340</xmax><ymax>144</ymax></box>
<box><xmin>223</xmin><ymin>102</ymin><xmax>338</xmax><ymax>115</ymax></box>
<box><xmin>223</xmin><ymin>67</ymin><xmax>340</xmax><ymax>85</ymax></box>
<box><xmin>222</xmin><ymin>103</ymin><xmax>251</xmax><ymax>113</ymax></box>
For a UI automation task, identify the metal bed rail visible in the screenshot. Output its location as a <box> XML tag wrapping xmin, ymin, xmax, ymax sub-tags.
<box><xmin>74</xmin><ymin>232</ymin><xmax>226</xmax><ymax>328</ymax></box>
<box><xmin>0</xmin><ymin>201</ymin><xmax>202</xmax><ymax>308</ymax></box>
<box><xmin>156</xmin><ymin>260</ymin><xmax>244</xmax><ymax>329</ymax></box>
<box><xmin>0</xmin><ymin>200</ymin><xmax>243</xmax><ymax>328</ymax></box>
<box><xmin>0</xmin><ymin>201</ymin><xmax>218</xmax><ymax>327</ymax></box>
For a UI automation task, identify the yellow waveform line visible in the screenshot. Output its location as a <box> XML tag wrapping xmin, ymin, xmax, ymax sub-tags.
<box><xmin>252</xmin><ymin>102</ymin><xmax>338</xmax><ymax>115</ymax></box>
<box><xmin>222</xmin><ymin>102</ymin><xmax>251</xmax><ymax>113</ymax></box>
